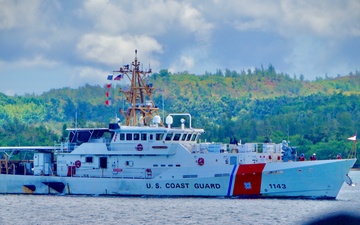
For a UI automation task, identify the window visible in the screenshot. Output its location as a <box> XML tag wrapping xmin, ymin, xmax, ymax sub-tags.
<box><xmin>119</xmin><ymin>133</ymin><xmax>125</xmax><ymax>140</ymax></box>
<box><xmin>156</xmin><ymin>133</ymin><xmax>164</xmax><ymax>141</ymax></box>
<box><xmin>181</xmin><ymin>134</ymin><xmax>187</xmax><ymax>141</ymax></box>
<box><xmin>186</xmin><ymin>134</ymin><xmax>192</xmax><ymax>141</ymax></box>
<box><xmin>126</xmin><ymin>133</ymin><xmax>132</xmax><ymax>140</ymax></box>
<box><xmin>125</xmin><ymin>161</ymin><xmax>134</xmax><ymax>167</ymax></box>
<box><xmin>173</xmin><ymin>133</ymin><xmax>181</xmax><ymax>141</ymax></box>
<box><xmin>191</xmin><ymin>134</ymin><xmax>197</xmax><ymax>141</ymax></box>
<box><xmin>77</xmin><ymin>131</ymin><xmax>91</xmax><ymax>142</ymax></box>
<box><xmin>85</xmin><ymin>156</ymin><xmax>93</xmax><ymax>163</ymax></box>
<box><xmin>149</xmin><ymin>134</ymin><xmax>153</xmax><ymax>140</ymax></box>
<box><xmin>134</xmin><ymin>133</ymin><xmax>140</xmax><ymax>140</ymax></box>
<box><xmin>165</xmin><ymin>133</ymin><xmax>173</xmax><ymax>141</ymax></box>
<box><xmin>141</xmin><ymin>133</ymin><xmax>147</xmax><ymax>140</ymax></box>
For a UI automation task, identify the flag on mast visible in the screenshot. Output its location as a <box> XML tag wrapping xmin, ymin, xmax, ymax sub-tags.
<box><xmin>105</xmin><ymin>99</ymin><xmax>112</xmax><ymax>106</ymax></box>
<box><xmin>114</xmin><ymin>74</ymin><xmax>123</xmax><ymax>80</ymax></box>
<box><xmin>347</xmin><ymin>135</ymin><xmax>357</xmax><ymax>141</ymax></box>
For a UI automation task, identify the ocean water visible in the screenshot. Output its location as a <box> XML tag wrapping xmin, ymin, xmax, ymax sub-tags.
<box><xmin>0</xmin><ymin>171</ymin><xmax>359</xmax><ymax>225</ymax></box>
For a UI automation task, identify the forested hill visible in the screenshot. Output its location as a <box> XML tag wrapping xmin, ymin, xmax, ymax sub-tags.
<box><xmin>1</xmin><ymin>66</ymin><xmax>360</xmax><ymax>165</ymax></box>
<box><xmin>152</xmin><ymin>68</ymin><xmax>360</xmax><ymax>99</ymax></box>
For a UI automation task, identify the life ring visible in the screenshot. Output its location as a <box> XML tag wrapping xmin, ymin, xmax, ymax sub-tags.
<box><xmin>75</xmin><ymin>160</ymin><xmax>81</xmax><ymax>168</ymax></box>
<box><xmin>197</xmin><ymin>157</ymin><xmax>205</xmax><ymax>166</ymax></box>
<box><xmin>136</xmin><ymin>143</ymin><xmax>143</xmax><ymax>151</ymax></box>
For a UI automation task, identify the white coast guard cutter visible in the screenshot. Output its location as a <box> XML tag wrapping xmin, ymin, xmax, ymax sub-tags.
<box><xmin>0</xmin><ymin>51</ymin><xmax>356</xmax><ymax>198</ymax></box>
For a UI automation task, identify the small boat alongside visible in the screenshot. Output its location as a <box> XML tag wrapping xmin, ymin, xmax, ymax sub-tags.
<box><xmin>0</xmin><ymin>51</ymin><xmax>356</xmax><ymax>198</ymax></box>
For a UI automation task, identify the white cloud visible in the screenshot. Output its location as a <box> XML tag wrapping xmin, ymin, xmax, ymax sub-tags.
<box><xmin>283</xmin><ymin>1</ymin><xmax>360</xmax><ymax>38</ymax></box>
<box><xmin>178</xmin><ymin>4</ymin><xmax>214</xmax><ymax>44</ymax></box>
<box><xmin>80</xmin><ymin>0</ymin><xmax>129</xmax><ymax>34</ymax></box>
<box><xmin>69</xmin><ymin>66</ymin><xmax>107</xmax><ymax>88</ymax></box>
<box><xmin>80</xmin><ymin>0</ymin><xmax>179</xmax><ymax>35</ymax></box>
<box><xmin>76</xmin><ymin>33</ymin><xmax>163</xmax><ymax>67</ymax></box>
<box><xmin>0</xmin><ymin>56</ymin><xmax>59</xmax><ymax>73</ymax></box>
<box><xmin>16</xmin><ymin>56</ymin><xmax>59</xmax><ymax>67</ymax></box>
<box><xmin>169</xmin><ymin>55</ymin><xmax>195</xmax><ymax>73</ymax></box>
<box><xmin>80</xmin><ymin>0</ymin><xmax>214</xmax><ymax>42</ymax></box>
<box><xmin>212</xmin><ymin>0</ymin><xmax>360</xmax><ymax>39</ymax></box>
<box><xmin>168</xmin><ymin>45</ymin><xmax>210</xmax><ymax>74</ymax></box>
<box><xmin>0</xmin><ymin>0</ymin><xmax>41</xmax><ymax>30</ymax></box>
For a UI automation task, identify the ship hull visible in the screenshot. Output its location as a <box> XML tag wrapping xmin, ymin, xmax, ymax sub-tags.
<box><xmin>0</xmin><ymin>159</ymin><xmax>355</xmax><ymax>199</ymax></box>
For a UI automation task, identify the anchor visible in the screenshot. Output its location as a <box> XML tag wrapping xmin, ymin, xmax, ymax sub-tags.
<box><xmin>345</xmin><ymin>174</ymin><xmax>356</xmax><ymax>186</ymax></box>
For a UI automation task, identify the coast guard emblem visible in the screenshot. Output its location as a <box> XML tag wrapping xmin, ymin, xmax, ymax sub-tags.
<box><xmin>244</xmin><ymin>182</ymin><xmax>252</xmax><ymax>190</ymax></box>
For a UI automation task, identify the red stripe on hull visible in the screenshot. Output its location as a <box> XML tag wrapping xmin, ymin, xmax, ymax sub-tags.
<box><xmin>233</xmin><ymin>164</ymin><xmax>265</xmax><ymax>196</ymax></box>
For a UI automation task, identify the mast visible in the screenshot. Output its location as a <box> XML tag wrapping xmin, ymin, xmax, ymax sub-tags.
<box><xmin>114</xmin><ymin>50</ymin><xmax>160</xmax><ymax>126</ymax></box>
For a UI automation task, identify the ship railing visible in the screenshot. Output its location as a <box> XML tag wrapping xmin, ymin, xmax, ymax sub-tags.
<box><xmin>54</xmin><ymin>143</ymin><xmax>77</xmax><ymax>153</ymax></box>
<box><xmin>237</xmin><ymin>143</ymin><xmax>259</xmax><ymax>153</ymax></box>
<box><xmin>188</xmin><ymin>142</ymin><xmax>228</xmax><ymax>153</ymax></box>
<box><xmin>236</xmin><ymin>142</ymin><xmax>283</xmax><ymax>154</ymax></box>
<box><xmin>186</xmin><ymin>142</ymin><xmax>284</xmax><ymax>155</ymax></box>
<box><xmin>260</xmin><ymin>143</ymin><xmax>282</xmax><ymax>154</ymax></box>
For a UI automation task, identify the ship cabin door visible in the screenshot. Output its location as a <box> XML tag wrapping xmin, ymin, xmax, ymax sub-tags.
<box><xmin>99</xmin><ymin>157</ymin><xmax>108</xmax><ymax>169</ymax></box>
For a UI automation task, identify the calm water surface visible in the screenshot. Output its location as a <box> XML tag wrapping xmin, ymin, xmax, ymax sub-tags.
<box><xmin>0</xmin><ymin>171</ymin><xmax>359</xmax><ymax>225</ymax></box>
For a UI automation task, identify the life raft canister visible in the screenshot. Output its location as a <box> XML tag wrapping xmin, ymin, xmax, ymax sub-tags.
<box><xmin>75</xmin><ymin>160</ymin><xmax>81</xmax><ymax>168</ymax></box>
<box><xmin>197</xmin><ymin>157</ymin><xmax>205</xmax><ymax>166</ymax></box>
<box><xmin>136</xmin><ymin>143</ymin><xmax>143</xmax><ymax>151</ymax></box>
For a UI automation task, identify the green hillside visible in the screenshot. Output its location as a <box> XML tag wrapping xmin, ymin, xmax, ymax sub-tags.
<box><xmin>1</xmin><ymin>66</ymin><xmax>360</xmax><ymax>166</ymax></box>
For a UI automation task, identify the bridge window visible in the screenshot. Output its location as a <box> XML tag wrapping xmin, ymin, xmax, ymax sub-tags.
<box><xmin>165</xmin><ymin>133</ymin><xmax>173</xmax><ymax>141</ymax></box>
<box><xmin>173</xmin><ymin>133</ymin><xmax>181</xmax><ymax>141</ymax></box>
<box><xmin>134</xmin><ymin>133</ymin><xmax>140</xmax><ymax>140</ymax></box>
<box><xmin>191</xmin><ymin>134</ymin><xmax>197</xmax><ymax>141</ymax></box>
<box><xmin>126</xmin><ymin>133</ymin><xmax>132</xmax><ymax>140</ymax></box>
<box><xmin>119</xmin><ymin>133</ymin><xmax>125</xmax><ymax>140</ymax></box>
<box><xmin>186</xmin><ymin>134</ymin><xmax>192</xmax><ymax>141</ymax></box>
<box><xmin>141</xmin><ymin>133</ymin><xmax>147</xmax><ymax>140</ymax></box>
<box><xmin>181</xmin><ymin>134</ymin><xmax>187</xmax><ymax>141</ymax></box>
<box><xmin>156</xmin><ymin>133</ymin><xmax>164</xmax><ymax>141</ymax></box>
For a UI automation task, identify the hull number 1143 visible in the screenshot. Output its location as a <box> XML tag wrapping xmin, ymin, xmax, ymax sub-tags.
<box><xmin>269</xmin><ymin>184</ymin><xmax>287</xmax><ymax>189</ymax></box>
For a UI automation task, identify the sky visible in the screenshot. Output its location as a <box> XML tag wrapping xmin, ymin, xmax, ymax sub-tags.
<box><xmin>0</xmin><ymin>0</ymin><xmax>359</xmax><ymax>96</ymax></box>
